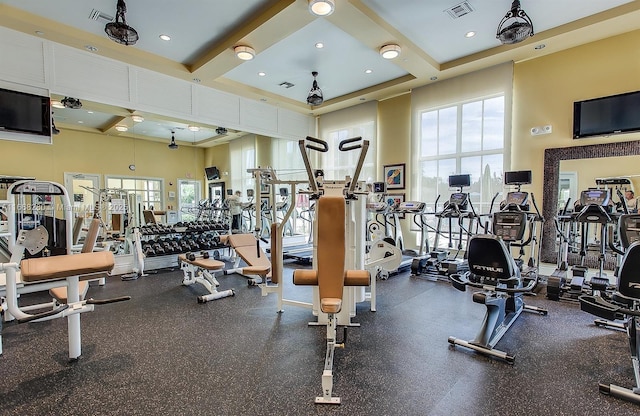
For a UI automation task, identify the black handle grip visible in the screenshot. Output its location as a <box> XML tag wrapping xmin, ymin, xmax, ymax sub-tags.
<box><xmin>87</xmin><ymin>296</ymin><xmax>131</xmax><ymax>305</ymax></box>
<box><xmin>17</xmin><ymin>304</ymin><xmax>69</xmax><ymax>323</ymax></box>
<box><xmin>304</xmin><ymin>136</ymin><xmax>328</xmax><ymax>152</ymax></box>
<box><xmin>338</xmin><ymin>136</ymin><xmax>362</xmax><ymax>151</ymax></box>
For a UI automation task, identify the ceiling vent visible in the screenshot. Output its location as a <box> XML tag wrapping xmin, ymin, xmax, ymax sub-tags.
<box><xmin>88</xmin><ymin>9</ymin><xmax>114</xmax><ymax>24</ymax></box>
<box><xmin>445</xmin><ymin>2</ymin><xmax>474</xmax><ymax>19</ymax></box>
<box><xmin>279</xmin><ymin>81</ymin><xmax>295</xmax><ymax>89</ymax></box>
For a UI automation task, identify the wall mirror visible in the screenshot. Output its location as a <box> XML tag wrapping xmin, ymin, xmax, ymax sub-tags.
<box><xmin>541</xmin><ymin>140</ymin><xmax>640</xmax><ymax>268</ymax></box>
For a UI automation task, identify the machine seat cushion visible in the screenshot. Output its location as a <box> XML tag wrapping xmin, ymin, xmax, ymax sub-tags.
<box><xmin>50</xmin><ymin>281</ymin><xmax>89</xmax><ymax>304</ymax></box>
<box><xmin>178</xmin><ymin>254</ymin><xmax>225</xmax><ymax>270</ymax></box>
<box><xmin>227</xmin><ymin>233</ymin><xmax>272</xmax><ymax>278</ymax></box>
<box><xmin>21</xmin><ymin>251</ymin><xmax>115</xmax><ymax>283</ymax></box>
<box><xmin>321</xmin><ymin>297</ymin><xmax>342</xmax><ymax>314</ymax></box>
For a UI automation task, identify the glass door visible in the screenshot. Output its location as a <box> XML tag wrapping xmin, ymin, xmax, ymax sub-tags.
<box><xmin>178</xmin><ymin>179</ymin><xmax>201</xmax><ymax>222</ymax></box>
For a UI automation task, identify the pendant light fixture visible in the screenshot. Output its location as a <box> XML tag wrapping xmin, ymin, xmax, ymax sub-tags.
<box><xmin>168</xmin><ymin>131</ymin><xmax>178</xmax><ymax>150</ymax></box>
<box><xmin>306</xmin><ymin>71</ymin><xmax>324</xmax><ymax>106</ymax></box>
<box><xmin>105</xmin><ymin>0</ymin><xmax>139</xmax><ymax>46</ymax></box>
<box><xmin>496</xmin><ymin>0</ymin><xmax>534</xmax><ymax>45</ymax></box>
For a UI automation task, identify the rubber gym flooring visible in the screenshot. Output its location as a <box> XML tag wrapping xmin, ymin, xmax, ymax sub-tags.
<box><xmin>1</xmin><ymin>263</ymin><xmax>638</xmax><ymax>416</ymax></box>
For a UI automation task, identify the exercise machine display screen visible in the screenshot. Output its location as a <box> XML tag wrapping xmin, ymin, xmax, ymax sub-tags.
<box><xmin>493</xmin><ymin>211</ymin><xmax>526</xmax><ymax>241</ymax></box>
<box><xmin>396</xmin><ymin>201</ymin><xmax>426</xmax><ymax>213</ymax></box>
<box><xmin>448</xmin><ymin>193</ymin><xmax>469</xmax><ymax>210</ymax></box>
<box><xmin>504</xmin><ymin>170</ymin><xmax>532</xmax><ymax>185</ymax></box>
<box><xmin>579</xmin><ymin>189</ymin><xmax>610</xmax><ymax>206</ymax></box>
<box><xmin>449</xmin><ymin>174</ymin><xmax>471</xmax><ymax>188</ymax></box>
<box><xmin>504</xmin><ymin>191</ymin><xmax>529</xmax><ymax>208</ymax></box>
<box><xmin>619</xmin><ymin>215</ymin><xmax>640</xmax><ymax>248</ymax></box>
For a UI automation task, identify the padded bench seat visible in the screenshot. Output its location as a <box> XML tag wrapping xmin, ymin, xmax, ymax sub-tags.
<box><xmin>21</xmin><ymin>251</ymin><xmax>115</xmax><ymax>283</ymax></box>
<box><xmin>178</xmin><ymin>254</ymin><xmax>225</xmax><ymax>270</ymax></box>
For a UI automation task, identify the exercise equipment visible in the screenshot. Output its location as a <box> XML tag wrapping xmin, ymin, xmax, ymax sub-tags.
<box><xmin>448</xmin><ymin>208</ymin><xmax>547</xmax><ymax>363</ymax></box>
<box><xmin>224</xmin><ymin>233</ymin><xmax>271</xmax><ymax>285</ymax></box>
<box><xmin>579</xmin><ymin>226</ymin><xmax>640</xmax><ymax>405</ymax></box>
<box><xmin>547</xmin><ymin>188</ymin><xmax>618</xmax><ymax>301</ymax></box>
<box><xmin>178</xmin><ymin>252</ymin><xmax>234</xmax><ymax>303</ymax></box>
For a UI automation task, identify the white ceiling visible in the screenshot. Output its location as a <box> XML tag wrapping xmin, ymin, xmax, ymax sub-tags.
<box><xmin>1</xmin><ymin>0</ymin><xmax>639</xmax><ymax>146</ymax></box>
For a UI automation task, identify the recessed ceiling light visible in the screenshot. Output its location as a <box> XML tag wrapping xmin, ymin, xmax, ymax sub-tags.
<box><xmin>159</xmin><ymin>34</ymin><xmax>171</xmax><ymax>41</ymax></box>
<box><xmin>87</xmin><ymin>111</ymin><xmax>94</xmax><ymax>114</ymax></box>
<box><xmin>115</xmin><ymin>125</ymin><xmax>128</xmax><ymax>132</ymax></box>
<box><xmin>535</xmin><ymin>44</ymin><xmax>546</xmax><ymax>50</ymax></box>
<box><xmin>308</xmin><ymin>0</ymin><xmax>335</xmax><ymax>16</ymax></box>
<box><xmin>77</xmin><ymin>120</ymin><xmax>84</xmax><ymax>124</ymax></box>
<box><xmin>188</xmin><ymin>125</ymin><xmax>200</xmax><ymax>132</ymax></box>
<box><xmin>465</xmin><ymin>31</ymin><xmax>476</xmax><ymax>38</ymax></box>
<box><xmin>234</xmin><ymin>45</ymin><xmax>256</xmax><ymax>60</ymax></box>
<box><xmin>258</xmin><ymin>72</ymin><xmax>266</xmax><ymax>77</ymax></box>
<box><xmin>315</xmin><ymin>42</ymin><xmax>324</xmax><ymax>49</ymax></box>
<box><xmin>131</xmin><ymin>115</ymin><xmax>144</xmax><ymax>123</ymax></box>
<box><xmin>365</xmin><ymin>69</ymin><xmax>372</xmax><ymax>74</ymax></box>
<box><xmin>379</xmin><ymin>44</ymin><xmax>401</xmax><ymax>59</ymax></box>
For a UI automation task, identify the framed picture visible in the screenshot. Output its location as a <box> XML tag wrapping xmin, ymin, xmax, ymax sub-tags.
<box><xmin>386</xmin><ymin>193</ymin><xmax>405</xmax><ymax>219</ymax></box>
<box><xmin>383</xmin><ymin>163</ymin><xmax>405</xmax><ymax>190</ymax></box>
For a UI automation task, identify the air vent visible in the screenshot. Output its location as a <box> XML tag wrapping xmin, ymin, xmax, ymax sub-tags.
<box><xmin>445</xmin><ymin>1</ymin><xmax>474</xmax><ymax>19</ymax></box>
<box><xmin>88</xmin><ymin>9</ymin><xmax>114</xmax><ymax>23</ymax></box>
<box><xmin>279</xmin><ymin>82</ymin><xmax>295</xmax><ymax>89</ymax></box>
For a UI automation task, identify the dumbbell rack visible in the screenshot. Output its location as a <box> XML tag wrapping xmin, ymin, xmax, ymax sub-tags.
<box><xmin>139</xmin><ymin>221</ymin><xmax>230</xmax><ymax>271</ymax></box>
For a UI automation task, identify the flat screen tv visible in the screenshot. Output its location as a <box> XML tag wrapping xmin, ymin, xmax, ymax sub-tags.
<box><xmin>0</xmin><ymin>87</ymin><xmax>51</xmax><ymax>142</ymax></box>
<box><xmin>573</xmin><ymin>90</ymin><xmax>640</xmax><ymax>139</ymax></box>
<box><xmin>205</xmin><ymin>166</ymin><xmax>220</xmax><ymax>180</ymax></box>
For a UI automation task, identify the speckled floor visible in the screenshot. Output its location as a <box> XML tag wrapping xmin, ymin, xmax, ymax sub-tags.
<box><xmin>0</xmin><ymin>264</ymin><xmax>638</xmax><ymax>416</ymax></box>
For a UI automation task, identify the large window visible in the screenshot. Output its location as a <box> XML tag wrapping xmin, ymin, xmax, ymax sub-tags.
<box><xmin>416</xmin><ymin>95</ymin><xmax>505</xmax><ymax>243</ymax></box>
<box><xmin>105</xmin><ymin>176</ymin><xmax>163</xmax><ymax>211</ymax></box>
<box><xmin>229</xmin><ymin>136</ymin><xmax>256</xmax><ymax>196</ymax></box>
<box><xmin>321</xmin><ymin>121</ymin><xmax>376</xmax><ymax>183</ymax></box>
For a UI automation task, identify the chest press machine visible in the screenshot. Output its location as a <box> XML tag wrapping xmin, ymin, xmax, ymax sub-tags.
<box><xmin>292</xmin><ymin>136</ymin><xmax>371</xmax><ymax>404</ymax></box>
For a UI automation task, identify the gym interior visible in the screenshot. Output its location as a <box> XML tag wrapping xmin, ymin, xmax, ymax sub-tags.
<box><xmin>2</xmin><ymin>2</ymin><xmax>640</xmax><ymax>415</ymax></box>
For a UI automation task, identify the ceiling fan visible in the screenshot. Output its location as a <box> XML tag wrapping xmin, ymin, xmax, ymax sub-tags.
<box><xmin>105</xmin><ymin>0</ymin><xmax>139</xmax><ymax>46</ymax></box>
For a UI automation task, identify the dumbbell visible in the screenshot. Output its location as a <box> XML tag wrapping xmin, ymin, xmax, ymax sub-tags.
<box><xmin>186</xmin><ymin>252</ymin><xmax>196</xmax><ymax>261</ymax></box>
<box><xmin>201</xmin><ymin>251</ymin><xmax>210</xmax><ymax>259</ymax></box>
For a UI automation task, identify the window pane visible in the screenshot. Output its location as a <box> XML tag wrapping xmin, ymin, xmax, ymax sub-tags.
<box><xmin>421</xmin><ymin>111</ymin><xmax>437</xmax><ymax>157</ymax></box>
<box><xmin>461</xmin><ymin>101</ymin><xmax>482</xmax><ymax>152</ymax></box>
<box><xmin>483</xmin><ymin>96</ymin><xmax>504</xmax><ymax>150</ymax></box>
<box><xmin>122</xmin><ymin>179</ymin><xmax>135</xmax><ymax>189</ymax></box>
<box><xmin>438</xmin><ymin>107</ymin><xmax>457</xmax><ymax>155</ymax></box>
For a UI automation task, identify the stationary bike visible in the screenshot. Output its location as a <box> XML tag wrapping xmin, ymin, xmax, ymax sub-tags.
<box><xmin>448</xmin><ymin>209</ymin><xmax>547</xmax><ymax>363</ymax></box>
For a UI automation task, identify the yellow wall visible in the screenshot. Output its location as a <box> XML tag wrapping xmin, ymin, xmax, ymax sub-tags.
<box><xmin>513</xmin><ymin>29</ymin><xmax>640</xmax><ymax>200</ymax></box>
<box><xmin>378</xmin><ymin>93</ymin><xmax>411</xmax><ymax>185</ymax></box>
<box><xmin>204</xmin><ymin>143</ymin><xmax>231</xmax><ymax>187</ymax></box>
<box><xmin>0</xmin><ymin>129</ymin><xmax>205</xmax><ymax>209</ymax></box>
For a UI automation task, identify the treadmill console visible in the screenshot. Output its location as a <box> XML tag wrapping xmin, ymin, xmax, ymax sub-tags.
<box><xmin>576</xmin><ymin>188</ymin><xmax>611</xmax><ymax>212</ymax></box>
<box><xmin>397</xmin><ymin>201</ymin><xmax>426</xmax><ymax>213</ymax></box>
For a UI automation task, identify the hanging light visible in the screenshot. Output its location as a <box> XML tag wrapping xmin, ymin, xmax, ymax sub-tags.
<box><xmin>306</xmin><ymin>71</ymin><xmax>323</xmax><ymax>106</ymax></box>
<box><xmin>496</xmin><ymin>0</ymin><xmax>534</xmax><ymax>45</ymax></box>
<box><xmin>308</xmin><ymin>0</ymin><xmax>335</xmax><ymax>17</ymax></box>
<box><xmin>105</xmin><ymin>0</ymin><xmax>139</xmax><ymax>46</ymax></box>
<box><xmin>168</xmin><ymin>131</ymin><xmax>178</xmax><ymax>149</ymax></box>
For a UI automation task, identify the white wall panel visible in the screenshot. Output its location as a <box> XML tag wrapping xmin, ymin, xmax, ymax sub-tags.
<box><xmin>52</xmin><ymin>44</ymin><xmax>130</xmax><ymax>104</ymax></box>
<box><xmin>278</xmin><ymin>108</ymin><xmax>313</xmax><ymax>139</ymax></box>
<box><xmin>0</xmin><ymin>27</ymin><xmax>46</xmax><ymax>87</ymax></box>
<box><xmin>136</xmin><ymin>69</ymin><xmax>192</xmax><ymax>116</ymax></box>
<box><xmin>194</xmin><ymin>86</ymin><xmax>240</xmax><ymax>127</ymax></box>
<box><xmin>240</xmin><ymin>98</ymin><xmax>277</xmax><ymax>133</ymax></box>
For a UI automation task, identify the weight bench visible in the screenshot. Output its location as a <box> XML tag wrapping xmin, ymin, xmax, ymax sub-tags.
<box><xmin>224</xmin><ymin>233</ymin><xmax>271</xmax><ymax>285</ymax></box>
<box><xmin>293</xmin><ymin>196</ymin><xmax>370</xmax><ymax>404</ymax></box>
<box><xmin>178</xmin><ymin>253</ymin><xmax>235</xmax><ymax>303</ymax></box>
<box><xmin>2</xmin><ymin>240</ymin><xmax>129</xmax><ymax>360</ymax></box>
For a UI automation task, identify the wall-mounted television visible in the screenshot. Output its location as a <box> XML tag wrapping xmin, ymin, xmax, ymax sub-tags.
<box><xmin>205</xmin><ymin>166</ymin><xmax>220</xmax><ymax>180</ymax></box>
<box><xmin>573</xmin><ymin>90</ymin><xmax>640</xmax><ymax>139</ymax></box>
<box><xmin>0</xmin><ymin>87</ymin><xmax>51</xmax><ymax>144</ymax></box>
